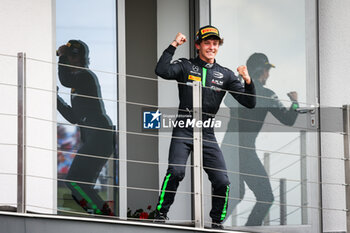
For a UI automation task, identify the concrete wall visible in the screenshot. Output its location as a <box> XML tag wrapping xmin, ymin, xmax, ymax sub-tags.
<box><xmin>0</xmin><ymin>213</ymin><xmax>247</xmax><ymax>233</ymax></box>
<box><xmin>0</xmin><ymin>0</ymin><xmax>56</xmax><ymax>214</ymax></box>
<box><xmin>125</xmin><ymin>0</ymin><xmax>159</xmax><ymax>212</ymax></box>
<box><xmin>319</xmin><ymin>0</ymin><xmax>350</xmax><ymax>232</ymax></box>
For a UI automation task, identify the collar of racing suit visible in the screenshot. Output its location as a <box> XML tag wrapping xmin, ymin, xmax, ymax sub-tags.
<box><xmin>194</xmin><ymin>56</ymin><xmax>216</xmax><ymax>69</ymax></box>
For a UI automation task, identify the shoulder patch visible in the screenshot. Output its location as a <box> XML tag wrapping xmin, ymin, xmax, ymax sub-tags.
<box><xmin>185</xmin><ymin>59</ymin><xmax>192</xmax><ymax>65</ymax></box>
<box><xmin>172</xmin><ymin>59</ymin><xmax>182</xmax><ymax>64</ymax></box>
<box><xmin>172</xmin><ymin>58</ymin><xmax>190</xmax><ymax>65</ymax></box>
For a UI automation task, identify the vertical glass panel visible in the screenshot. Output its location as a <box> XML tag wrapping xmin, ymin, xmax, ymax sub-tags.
<box><xmin>211</xmin><ymin>0</ymin><xmax>319</xmax><ymax>231</ymax></box>
<box><xmin>56</xmin><ymin>0</ymin><xmax>118</xmax><ymax>217</ymax></box>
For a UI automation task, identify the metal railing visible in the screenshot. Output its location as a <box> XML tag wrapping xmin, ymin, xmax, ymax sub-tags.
<box><xmin>0</xmin><ymin>52</ymin><xmax>349</xmax><ymax>231</ymax></box>
<box><xmin>17</xmin><ymin>52</ymin><xmax>26</xmax><ymax>214</ymax></box>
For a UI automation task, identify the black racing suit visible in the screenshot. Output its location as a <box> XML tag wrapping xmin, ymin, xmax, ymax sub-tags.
<box><xmin>155</xmin><ymin>45</ymin><xmax>256</xmax><ymax>223</ymax></box>
<box><xmin>57</xmin><ymin>56</ymin><xmax>115</xmax><ymax>215</ymax></box>
<box><xmin>223</xmin><ymin>80</ymin><xmax>298</xmax><ymax>226</ymax></box>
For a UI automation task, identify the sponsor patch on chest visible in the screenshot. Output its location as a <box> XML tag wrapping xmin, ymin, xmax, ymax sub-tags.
<box><xmin>190</xmin><ymin>65</ymin><xmax>201</xmax><ymax>75</ymax></box>
<box><xmin>211</xmin><ymin>79</ymin><xmax>223</xmax><ymax>86</ymax></box>
<box><xmin>213</xmin><ymin>71</ymin><xmax>223</xmax><ymax>79</ymax></box>
<box><xmin>188</xmin><ymin>75</ymin><xmax>201</xmax><ymax>82</ymax></box>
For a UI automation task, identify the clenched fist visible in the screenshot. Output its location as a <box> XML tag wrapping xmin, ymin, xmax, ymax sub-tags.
<box><xmin>287</xmin><ymin>91</ymin><xmax>298</xmax><ymax>102</ymax></box>
<box><xmin>237</xmin><ymin>65</ymin><xmax>251</xmax><ymax>84</ymax></box>
<box><xmin>56</xmin><ymin>45</ymin><xmax>69</xmax><ymax>57</ymax></box>
<box><xmin>171</xmin><ymin>33</ymin><xmax>187</xmax><ymax>48</ymax></box>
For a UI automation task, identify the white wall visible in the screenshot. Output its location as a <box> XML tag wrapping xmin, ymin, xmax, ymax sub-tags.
<box><xmin>0</xmin><ymin>0</ymin><xmax>56</xmax><ymax>214</ymax></box>
<box><xmin>319</xmin><ymin>0</ymin><xmax>350</xmax><ymax>232</ymax></box>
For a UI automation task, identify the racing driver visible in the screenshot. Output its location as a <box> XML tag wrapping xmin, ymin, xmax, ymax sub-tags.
<box><xmin>154</xmin><ymin>25</ymin><xmax>256</xmax><ymax>229</ymax></box>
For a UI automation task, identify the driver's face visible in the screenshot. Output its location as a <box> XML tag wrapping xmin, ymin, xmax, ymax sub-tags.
<box><xmin>195</xmin><ymin>39</ymin><xmax>220</xmax><ymax>63</ymax></box>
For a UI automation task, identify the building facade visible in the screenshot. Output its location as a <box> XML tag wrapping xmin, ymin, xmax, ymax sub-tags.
<box><xmin>0</xmin><ymin>0</ymin><xmax>349</xmax><ymax>232</ymax></box>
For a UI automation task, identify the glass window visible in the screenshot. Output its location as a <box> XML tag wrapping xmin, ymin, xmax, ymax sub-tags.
<box><xmin>211</xmin><ymin>0</ymin><xmax>320</xmax><ymax>231</ymax></box>
<box><xmin>56</xmin><ymin>0</ymin><xmax>118</xmax><ymax>217</ymax></box>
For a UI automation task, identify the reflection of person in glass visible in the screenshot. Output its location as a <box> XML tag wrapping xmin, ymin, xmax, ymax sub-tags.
<box><xmin>56</xmin><ymin>40</ymin><xmax>114</xmax><ymax>216</ymax></box>
<box><xmin>154</xmin><ymin>26</ymin><xmax>256</xmax><ymax>229</ymax></box>
<box><xmin>224</xmin><ymin>53</ymin><xmax>299</xmax><ymax>226</ymax></box>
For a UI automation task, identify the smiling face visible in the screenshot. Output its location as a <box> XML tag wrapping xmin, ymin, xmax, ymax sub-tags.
<box><xmin>195</xmin><ymin>38</ymin><xmax>220</xmax><ymax>64</ymax></box>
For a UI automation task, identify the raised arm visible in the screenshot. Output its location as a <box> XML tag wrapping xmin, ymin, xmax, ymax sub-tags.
<box><xmin>269</xmin><ymin>91</ymin><xmax>299</xmax><ymax>126</ymax></box>
<box><xmin>227</xmin><ymin>66</ymin><xmax>256</xmax><ymax>108</ymax></box>
<box><xmin>155</xmin><ymin>33</ymin><xmax>187</xmax><ymax>81</ymax></box>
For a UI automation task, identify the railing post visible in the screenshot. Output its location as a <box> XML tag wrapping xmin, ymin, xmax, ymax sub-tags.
<box><xmin>192</xmin><ymin>81</ymin><xmax>203</xmax><ymax>228</ymax></box>
<box><xmin>117</xmin><ymin>0</ymin><xmax>127</xmax><ymax>219</ymax></box>
<box><xmin>280</xmin><ymin>178</ymin><xmax>286</xmax><ymax>225</ymax></box>
<box><xmin>300</xmin><ymin>130</ymin><xmax>308</xmax><ymax>224</ymax></box>
<box><xmin>263</xmin><ymin>152</ymin><xmax>270</xmax><ymax>225</ymax></box>
<box><xmin>17</xmin><ymin>52</ymin><xmax>26</xmax><ymax>213</ymax></box>
<box><xmin>343</xmin><ymin>105</ymin><xmax>350</xmax><ymax>232</ymax></box>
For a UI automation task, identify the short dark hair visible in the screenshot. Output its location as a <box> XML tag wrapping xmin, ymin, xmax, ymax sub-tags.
<box><xmin>195</xmin><ymin>35</ymin><xmax>224</xmax><ymax>46</ymax></box>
